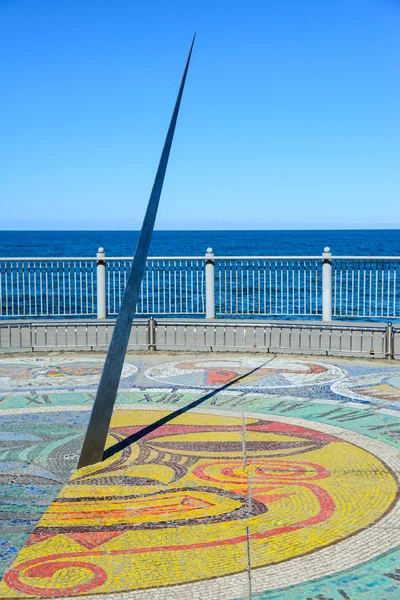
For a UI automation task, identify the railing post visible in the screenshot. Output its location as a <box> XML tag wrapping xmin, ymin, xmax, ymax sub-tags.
<box><xmin>96</xmin><ymin>247</ymin><xmax>106</xmax><ymax>320</ymax></box>
<box><xmin>322</xmin><ymin>246</ymin><xmax>332</xmax><ymax>322</ymax></box>
<box><xmin>205</xmin><ymin>247</ymin><xmax>215</xmax><ymax>319</ymax></box>
<box><xmin>148</xmin><ymin>317</ymin><xmax>157</xmax><ymax>351</ymax></box>
<box><xmin>385</xmin><ymin>321</ymin><xmax>394</xmax><ymax>360</ymax></box>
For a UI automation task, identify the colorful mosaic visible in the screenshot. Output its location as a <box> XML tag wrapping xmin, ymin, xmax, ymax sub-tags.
<box><xmin>0</xmin><ymin>358</ymin><xmax>137</xmax><ymax>392</ymax></box>
<box><xmin>332</xmin><ymin>371</ymin><xmax>400</xmax><ymax>403</ymax></box>
<box><xmin>0</xmin><ymin>353</ymin><xmax>400</xmax><ymax>600</ymax></box>
<box><xmin>145</xmin><ymin>357</ymin><xmax>345</xmax><ymax>390</ymax></box>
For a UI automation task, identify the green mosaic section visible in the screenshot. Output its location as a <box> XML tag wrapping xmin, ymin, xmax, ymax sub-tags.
<box><xmin>252</xmin><ymin>547</ymin><xmax>400</xmax><ymax>600</ymax></box>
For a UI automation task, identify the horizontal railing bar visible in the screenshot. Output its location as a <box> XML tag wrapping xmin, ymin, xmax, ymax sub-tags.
<box><xmin>209</xmin><ymin>256</ymin><xmax>400</xmax><ymax>260</ymax></box>
<box><xmin>107</xmin><ymin>256</ymin><xmax>208</xmax><ymax>260</ymax></box>
<box><xmin>0</xmin><ymin>257</ymin><xmax>98</xmax><ymax>261</ymax></box>
<box><xmin>0</xmin><ymin>320</ymin><xmax>391</xmax><ymax>333</ymax></box>
<box><xmin>2</xmin><ymin>255</ymin><xmax>400</xmax><ymax>261</ymax></box>
<box><xmin>329</xmin><ymin>256</ymin><xmax>400</xmax><ymax>260</ymax></box>
<box><xmin>0</xmin><ymin>318</ymin><xmax>142</xmax><ymax>322</ymax></box>
<box><xmin>0</xmin><ymin>255</ymin><xmax>322</xmax><ymax>262</ymax></box>
<box><xmin>157</xmin><ymin>323</ymin><xmax>390</xmax><ymax>332</ymax></box>
<box><xmin>112</xmin><ymin>256</ymin><xmax>324</xmax><ymax>260</ymax></box>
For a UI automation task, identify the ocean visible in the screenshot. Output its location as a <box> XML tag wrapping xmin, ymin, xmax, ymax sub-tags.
<box><xmin>0</xmin><ymin>230</ymin><xmax>400</xmax><ymax>258</ymax></box>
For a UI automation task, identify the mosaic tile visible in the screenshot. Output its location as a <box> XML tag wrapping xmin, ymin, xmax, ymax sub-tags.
<box><xmin>144</xmin><ymin>357</ymin><xmax>346</xmax><ymax>390</ymax></box>
<box><xmin>0</xmin><ymin>353</ymin><xmax>399</xmax><ymax>599</ymax></box>
<box><xmin>0</xmin><ymin>357</ymin><xmax>137</xmax><ymax>393</ymax></box>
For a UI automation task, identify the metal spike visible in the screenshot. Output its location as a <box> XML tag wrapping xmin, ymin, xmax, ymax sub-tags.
<box><xmin>78</xmin><ymin>35</ymin><xmax>195</xmax><ymax>468</ymax></box>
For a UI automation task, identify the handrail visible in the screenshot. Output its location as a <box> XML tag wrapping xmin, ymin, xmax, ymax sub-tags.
<box><xmin>1</xmin><ymin>255</ymin><xmax>400</xmax><ymax>261</ymax></box>
<box><xmin>0</xmin><ymin>319</ymin><xmax>391</xmax><ymax>332</ymax></box>
<box><xmin>0</xmin><ymin>257</ymin><xmax>98</xmax><ymax>261</ymax></box>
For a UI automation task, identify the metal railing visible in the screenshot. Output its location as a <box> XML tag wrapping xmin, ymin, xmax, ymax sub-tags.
<box><xmin>1</xmin><ymin>248</ymin><xmax>399</xmax><ymax>321</ymax></box>
<box><xmin>105</xmin><ymin>257</ymin><xmax>205</xmax><ymax>316</ymax></box>
<box><xmin>215</xmin><ymin>258</ymin><xmax>321</xmax><ymax>317</ymax></box>
<box><xmin>0</xmin><ymin>258</ymin><xmax>97</xmax><ymax>318</ymax></box>
<box><xmin>1</xmin><ymin>319</ymin><xmax>398</xmax><ymax>359</ymax></box>
<box><xmin>332</xmin><ymin>258</ymin><xmax>399</xmax><ymax>319</ymax></box>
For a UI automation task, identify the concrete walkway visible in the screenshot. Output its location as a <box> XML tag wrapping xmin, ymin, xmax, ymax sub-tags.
<box><xmin>0</xmin><ymin>352</ymin><xmax>399</xmax><ymax>599</ymax></box>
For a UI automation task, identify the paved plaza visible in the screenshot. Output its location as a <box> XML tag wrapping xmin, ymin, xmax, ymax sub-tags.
<box><xmin>0</xmin><ymin>353</ymin><xmax>399</xmax><ymax>599</ymax></box>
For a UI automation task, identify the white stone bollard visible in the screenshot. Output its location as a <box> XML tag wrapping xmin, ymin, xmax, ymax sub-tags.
<box><xmin>205</xmin><ymin>247</ymin><xmax>215</xmax><ymax>319</ymax></box>
<box><xmin>148</xmin><ymin>317</ymin><xmax>157</xmax><ymax>351</ymax></box>
<box><xmin>322</xmin><ymin>246</ymin><xmax>332</xmax><ymax>322</ymax></box>
<box><xmin>385</xmin><ymin>322</ymin><xmax>394</xmax><ymax>360</ymax></box>
<box><xmin>96</xmin><ymin>247</ymin><xmax>106</xmax><ymax>320</ymax></box>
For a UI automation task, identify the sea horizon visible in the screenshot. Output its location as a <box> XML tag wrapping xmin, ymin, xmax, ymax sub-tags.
<box><xmin>1</xmin><ymin>229</ymin><xmax>400</xmax><ymax>258</ymax></box>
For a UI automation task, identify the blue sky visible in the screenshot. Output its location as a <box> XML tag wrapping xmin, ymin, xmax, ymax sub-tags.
<box><xmin>1</xmin><ymin>0</ymin><xmax>399</xmax><ymax>230</ymax></box>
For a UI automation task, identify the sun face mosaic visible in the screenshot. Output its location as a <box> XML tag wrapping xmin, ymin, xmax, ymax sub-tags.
<box><xmin>1</xmin><ymin>353</ymin><xmax>400</xmax><ymax>600</ymax></box>
<box><xmin>1</xmin><ymin>408</ymin><xmax>399</xmax><ymax>598</ymax></box>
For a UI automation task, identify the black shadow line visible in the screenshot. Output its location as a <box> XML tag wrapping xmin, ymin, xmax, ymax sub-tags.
<box><xmin>102</xmin><ymin>360</ymin><xmax>269</xmax><ymax>461</ymax></box>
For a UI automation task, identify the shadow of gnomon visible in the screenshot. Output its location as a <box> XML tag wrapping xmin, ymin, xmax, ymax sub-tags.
<box><xmin>102</xmin><ymin>361</ymin><xmax>269</xmax><ymax>461</ymax></box>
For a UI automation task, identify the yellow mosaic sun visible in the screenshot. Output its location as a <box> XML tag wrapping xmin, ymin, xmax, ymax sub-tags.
<box><xmin>1</xmin><ymin>409</ymin><xmax>397</xmax><ymax>598</ymax></box>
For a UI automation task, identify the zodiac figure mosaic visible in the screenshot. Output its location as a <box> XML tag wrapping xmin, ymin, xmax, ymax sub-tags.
<box><xmin>1</xmin><ymin>408</ymin><xmax>398</xmax><ymax>598</ymax></box>
<box><xmin>145</xmin><ymin>357</ymin><xmax>345</xmax><ymax>390</ymax></box>
<box><xmin>332</xmin><ymin>371</ymin><xmax>400</xmax><ymax>402</ymax></box>
<box><xmin>0</xmin><ymin>358</ymin><xmax>137</xmax><ymax>392</ymax></box>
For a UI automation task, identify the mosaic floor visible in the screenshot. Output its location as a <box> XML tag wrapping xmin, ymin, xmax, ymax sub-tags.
<box><xmin>0</xmin><ymin>354</ymin><xmax>399</xmax><ymax>599</ymax></box>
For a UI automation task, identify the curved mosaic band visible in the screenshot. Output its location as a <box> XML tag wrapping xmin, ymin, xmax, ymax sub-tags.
<box><xmin>1</xmin><ymin>407</ymin><xmax>399</xmax><ymax>599</ymax></box>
